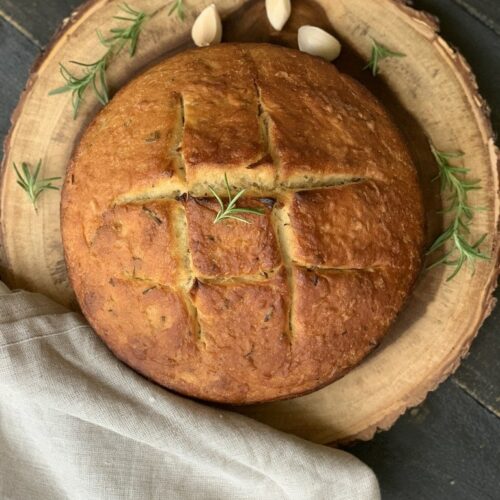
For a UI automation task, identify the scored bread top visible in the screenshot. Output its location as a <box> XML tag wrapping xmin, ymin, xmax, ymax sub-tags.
<box><xmin>61</xmin><ymin>43</ymin><xmax>425</xmax><ymax>404</ymax></box>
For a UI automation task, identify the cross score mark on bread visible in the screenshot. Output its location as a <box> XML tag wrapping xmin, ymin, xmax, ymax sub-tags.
<box><xmin>61</xmin><ymin>44</ymin><xmax>424</xmax><ymax>404</ymax></box>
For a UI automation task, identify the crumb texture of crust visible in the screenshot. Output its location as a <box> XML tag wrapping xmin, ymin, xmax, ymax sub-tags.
<box><xmin>61</xmin><ymin>43</ymin><xmax>425</xmax><ymax>404</ymax></box>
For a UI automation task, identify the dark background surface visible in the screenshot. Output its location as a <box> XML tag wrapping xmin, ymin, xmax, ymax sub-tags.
<box><xmin>0</xmin><ymin>1</ymin><xmax>498</xmax><ymax>498</ymax></box>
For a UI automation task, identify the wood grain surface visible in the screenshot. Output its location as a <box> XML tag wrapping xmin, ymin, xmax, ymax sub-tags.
<box><xmin>0</xmin><ymin>0</ymin><xmax>498</xmax><ymax>498</ymax></box>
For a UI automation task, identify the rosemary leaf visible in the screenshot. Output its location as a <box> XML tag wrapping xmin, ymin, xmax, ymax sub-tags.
<box><xmin>365</xmin><ymin>38</ymin><xmax>405</xmax><ymax>76</ymax></box>
<box><xmin>142</xmin><ymin>206</ymin><xmax>163</xmax><ymax>225</ymax></box>
<box><xmin>144</xmin><ymin>130</ymin><xmax>161</xmax><ymax>143</ymax></box>
<box><xmin>103</xmin><ymin>3</ymin><xmax>149</xmax><ymax>56</ymax></box>
<box><xmin>168</xmin><ymin>0</ymin><xmax>185</xmax><ymax>21</ymax></box>
<box><xmin>426</xmin><ymin>145</ymin><xmax>489</xmax><ymax>280</ymax></box>
<box><xmin>12</xmin><ymin>160</ymin><xmax>61</xmax><ymax>213</ymax></box>
<box><xmin>209</xmin><ymin>174</ymin><xmax>265</xmax><ymax>224</ymax></box>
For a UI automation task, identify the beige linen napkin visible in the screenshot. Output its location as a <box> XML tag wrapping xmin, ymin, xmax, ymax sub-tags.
<box><xmin>0</xmin><ymin>283</ymin><xmax>379</xmax><ymax>500</ymax></box>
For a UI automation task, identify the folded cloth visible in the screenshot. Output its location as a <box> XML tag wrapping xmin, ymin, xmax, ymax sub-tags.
<box><xmin>0</xmin><ymin>283</ymin><xmax>379</xmax><ymax>500</ymax></box>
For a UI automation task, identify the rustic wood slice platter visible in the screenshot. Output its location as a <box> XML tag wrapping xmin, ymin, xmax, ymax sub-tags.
<box><xmin>1</xmin><ymin>0</ymin><xmax>498</xmax><ymax>444</ymax></box>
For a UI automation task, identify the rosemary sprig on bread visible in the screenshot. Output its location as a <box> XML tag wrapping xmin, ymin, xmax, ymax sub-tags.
<box><xmin>13</xmin><ymin>160</ymin><xmax>61</xmax><ymax>213</ymax></box>
<box><xmin>427</xmin><ymin>146</ymin><xmax>489</xmax><ymax>280</ymax></box>
<box><xmin>209</xmin><ymin>174</ymin><xmax>265</xmax><ymax>224</ymax></box>
<box><xmin>49</xmin><ymin>3</ymin><xmax>150</xmax><ymax>118</ymax></box>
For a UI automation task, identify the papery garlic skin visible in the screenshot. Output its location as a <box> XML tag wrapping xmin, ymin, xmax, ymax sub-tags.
<box><xmin>191</xmin><ymin>4</ymin><xmax>223</xmax><ymax>47</ymax></box>
<box><xmin>298</xmin><ymin>25</ymin><xmax>342</xmax><ymax>62</ymax></box>
<box><xmin>265</xmin><ymin>0</ymin><xmax>291</xmax><ymax>31</ymax></box>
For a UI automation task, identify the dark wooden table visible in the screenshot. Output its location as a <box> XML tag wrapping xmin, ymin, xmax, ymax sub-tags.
<box><xmin>0</xmin><ymin>1</ymin><xmax>498</xmax><ymax>498</ymax></box>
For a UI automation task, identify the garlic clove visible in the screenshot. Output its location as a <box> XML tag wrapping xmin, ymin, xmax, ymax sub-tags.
<box><xmin>191</xmin><ymin>4</ymin><xmax>223</xmax><ymax>47</ymax></box>
<box><xmin>265</xmin><ymin>0</ymin><xmax>291</xmax><ymax>31</ymax></box>
<box><xmin>297</xmin><ymin>25</ymin><xmax>342</xmax><ymax>62</ymax></box>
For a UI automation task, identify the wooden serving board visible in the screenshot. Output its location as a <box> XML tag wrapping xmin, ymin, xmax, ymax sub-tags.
<box><xmin>1</xmin><ymin>0</ymin><xmax>498</xmax><ymax>444</ymax></box>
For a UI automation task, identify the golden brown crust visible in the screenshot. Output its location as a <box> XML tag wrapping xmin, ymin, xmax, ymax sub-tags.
<box><xmin>247</xmin><ymin>45</ymin><xmax>411</xmax><ymax>187</ymax></box>
<box><xmin>90</xmin><ymin>202</ymin><xmax>181</xmax><ymax>286</ymax></box>
<box><xmin>185</xmin><ymin>197</ymin><xmax>280</xmax><ymax>278</ymax></box>
<box><xmin>193</xmin><ymin>269</ymin><xmax>291</xmax><ymax>389</ymax></box>
<box><xmin>180</xmin><ymin>47</ymin><xmax>265</xmax><ymax>167</ymax></box>
<box><xmin>61</xmin><ymin>43</ymin><xmax>425</xmax><ymax>404</ymax></box>
<box><xmin>290</xmin><ymin>267</ymin><xmax>405</xmax><ymax>383</ymax></box>
<box><xmin>285</xmin><ymin>180</ymin><xmax>424</xmax><ymax>271</ymax></box>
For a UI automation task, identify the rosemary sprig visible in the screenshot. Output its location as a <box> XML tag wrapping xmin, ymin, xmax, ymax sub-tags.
<box><xmin>50</xmin><ymin>58</ymin><xmax>109</xmax><ymax>117</ymax></box>
<box><xmin>13</xmin><ymin>160</ymin><xmax>61</xmax><ymax>213</ymax></box>
<box><xmin>426</xmin><ymin>146</ymin><xmax>489</xmax><ymax>280</ymax></box>
<box><xmin>49</xmin><ymin>3</ymin><xmax>149</xmax><ymax>118</ymax></box>
<box><xmin>168</xmin><ymin>0</ymin><xmax>185</xmax><ymax>21</ymax></box>
<box><xmin>365</xmin><ymin>39</ymin><xmax>405</xmax><ymax>76</ymax></box>
<box><xmin>209</xmin><ymin>174</ymin><xmax>265</xmax><ymax>224</ymax></box>
<box><xmin>100</xmin><ymin>3</ymin><xmax>149</xmax><ymax>56</ymax></box>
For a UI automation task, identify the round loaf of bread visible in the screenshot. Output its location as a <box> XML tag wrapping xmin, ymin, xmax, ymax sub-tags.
<box><xmin>62</xmin><ymin>43</ymin><xmax>425</xmax><ymax>404</ymax></box>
